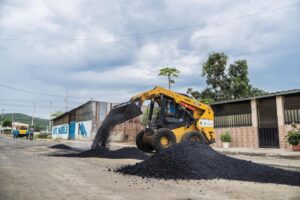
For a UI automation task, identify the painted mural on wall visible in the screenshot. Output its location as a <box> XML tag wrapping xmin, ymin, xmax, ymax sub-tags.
<box><xmin>52</xmin><ymin>124</ymin><xmax>69</xmax><ymax>140</ymax></box>
<box><xmin>75</xmin><ymin>120</ymin><xmax>92</xmax><ymax>140</ymax></box>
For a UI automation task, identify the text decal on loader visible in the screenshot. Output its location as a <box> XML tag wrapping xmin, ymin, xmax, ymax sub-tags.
<box><xmin>199</xmin><ymin>119</ymin><xmax>214</xmax><ymax>127</ymax></box>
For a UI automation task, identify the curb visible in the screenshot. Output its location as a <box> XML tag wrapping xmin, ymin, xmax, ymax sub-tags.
<box><xmin>217</xmin><ymin>150</ymin><xmax>300</xmax><ymax>159</ymax></box>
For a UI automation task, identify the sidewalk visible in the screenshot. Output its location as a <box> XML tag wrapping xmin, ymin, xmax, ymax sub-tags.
<box><xmin>36</xmin><ymin>136</ymin><xmax>300</xmax><ymax>159</ymax></box>
<box><xmin>214</xmin><ymin>147</ymin><xmax>300</xmax><ymax>159</ymax></box>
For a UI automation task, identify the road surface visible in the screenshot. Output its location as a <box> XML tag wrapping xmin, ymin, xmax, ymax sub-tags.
<box><xmin>0</xmin><ymin>135</ymin><xmax>299</xmax><ymax>200</ymax></box>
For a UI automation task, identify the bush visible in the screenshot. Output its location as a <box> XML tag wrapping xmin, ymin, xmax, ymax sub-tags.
<box><xmin>220</xmin><ymin>131</ymin><xmax>232</xmax><ymax>143</ymax></box>
<box><xmin>34</xmin><ymin>133</ymin><xmax>48</xmax><ymax>139</ymax></box>
<box><xmin>286</xmin><ymin>124</ymin><xmax>300</xmax><ymax>145</ymax></box>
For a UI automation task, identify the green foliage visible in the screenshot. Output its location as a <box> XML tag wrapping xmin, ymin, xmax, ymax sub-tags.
<box><xmin>189</xmin><ymin>52</ymin><xmax>267</xmax><ymax>102</ymax></box>
<box><xmin>50</xmin><ymin>111</ymin><xmax>64</xmax><ymax>119</ymax></box>
<box><xmin>286</xmin><ymin>124</ymin><xmax>300</xmax><ymax>145</ymax></box>
<box><xmin>220</xmin><ymin>131</ymin><xmax>232</xmax><ymax>143</ymax></box>
<box><xmin>228</xmin><ymin>60</ymin><xmax>251</xmax><ymax>99</ymax></box>
<box><xmin>142</xmin><ymin>107</ymin><xmax>150</xmax><ymax>126</ymax></box>
<box><xmin>2</xmin><ymin>113</ymin><xmax>49</xmax><ymax>130</ymax></box>
<box><xmin>2</xmin><ymin>119</ymin><xmax>12</xmax><ymax>127</ymax></box>
<box><xmin>158</xmin><ymin>67</ymin><xmax>180</xmax><ymax>90</ymax></box>
<box><xmin>142</xmin><ymin>106</ymin><xmax>159</xmax><ymax>126</ymax></box>
<box><xmin>187</xmin><ymin>88</ymin><xmax>214</xmax><ymax>104</ymax></box>
<box><xmin>34</xmin><ymin>133</ymin><xmax>48</xmax><ymax>139</ymax></box>
<box><xmin>202</xmin><ymin>52</ymin><xmax>229</xmax><ymax>101</ymax></box>
<box><xmin>249</xmin><ymin>87</ymin><xmax>268</xmax><ymax>97</ymax></box>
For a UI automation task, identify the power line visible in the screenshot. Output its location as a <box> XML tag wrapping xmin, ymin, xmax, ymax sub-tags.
<box><xmin>0</xmin><ymin>103</ymin><xmax>65</xmax><ymax>108</ymax></box>
<box><xmin>0</xmin><ymin>84</ymin><xmax>91</xmax><ymax>99</ymax></box>
<box><xmin>0</xmin><ymin>98</ymin><xmax>84</xmax><ymax>105</ymax></box>
<box><xmin>0</xmin><ymin>2</ymin><xmax>299</xmax><ymax>43</ymax></box>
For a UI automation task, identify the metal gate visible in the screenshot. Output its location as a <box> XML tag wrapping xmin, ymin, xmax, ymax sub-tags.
<box><xmin>257</xmin><ymin>98</ymin><xmax>279</xmax><ymax>148</ymax></box>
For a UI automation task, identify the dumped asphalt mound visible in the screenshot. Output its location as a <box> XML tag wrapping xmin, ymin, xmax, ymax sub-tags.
<box><xmin>51</xmin><ymin>147</ymin><xmax>150</xmax><ymax>160</ymax></box>
<box><xmin>117</xmin><ymin>142</ymin><xmax>300</xmax><ymax>186</ymax></box>
<box><xmin>49</xmin><ymin>144</ymin><xmax>73</xmax><ymax>150</ymax></box>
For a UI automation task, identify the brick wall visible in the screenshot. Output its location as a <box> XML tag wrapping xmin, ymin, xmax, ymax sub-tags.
<box><xmin>278</xmin><ymin>124</ymin><xmax>295</xmax><ymax>149</ymax></box>
<box><xmin>212</xmin><ymin>127</ymin><xmax>259</xmax><ymax>148</ymax></box>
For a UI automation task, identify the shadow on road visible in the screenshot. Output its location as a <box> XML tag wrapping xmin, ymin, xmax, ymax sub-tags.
<box><xmin>48</xmin><ymin>145</ymin><xmax>150</xmax><ymax>160</ymax></box>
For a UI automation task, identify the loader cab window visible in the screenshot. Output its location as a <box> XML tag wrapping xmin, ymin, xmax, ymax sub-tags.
<box><xmin>165</xmin><ymin>99</ymin><xmax>185</xmax><ymax>124</ymax></box>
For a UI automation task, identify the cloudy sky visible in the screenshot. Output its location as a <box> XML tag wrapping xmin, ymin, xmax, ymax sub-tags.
<box><xmin>0</xmin><ymin>0</ymin><xmax>299</xmax><ymax>119</ymax></box>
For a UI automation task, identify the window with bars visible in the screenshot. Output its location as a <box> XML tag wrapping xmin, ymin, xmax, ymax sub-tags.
<box><xmin>284</xmin><ymin>93</ymin><xmax>300</xmax><ymax>124</ymax></box>
<box><xmin>212</xmin><ymin>101</ymin><xmax>252</xmax><ymax>128</ymax></box>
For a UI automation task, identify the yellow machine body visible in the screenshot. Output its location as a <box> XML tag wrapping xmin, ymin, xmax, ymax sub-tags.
<box><xmin>131</xmin><ymin>86</ymin><xmax>215</xmax><ymax>146</ymax></box>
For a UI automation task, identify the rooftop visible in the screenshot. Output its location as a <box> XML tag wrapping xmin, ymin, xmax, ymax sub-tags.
<box><xmin>212</xmin><ymin>88</ymin><xmax>300</xmax><ymax>105</ymax></box>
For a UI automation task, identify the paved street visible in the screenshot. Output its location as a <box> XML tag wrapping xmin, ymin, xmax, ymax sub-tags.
<box><xmin>0</xmin><ymin>135</ymin><xmax>299</xmax><ymax>200</ymax></box>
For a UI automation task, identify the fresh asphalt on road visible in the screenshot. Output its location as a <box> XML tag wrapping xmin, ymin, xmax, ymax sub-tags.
<box><xmin>0</xmin><ymin>134</ymin><xmax>299</xmax><ymax>200</ymax></box>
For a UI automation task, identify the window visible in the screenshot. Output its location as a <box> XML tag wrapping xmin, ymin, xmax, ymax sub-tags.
<box><xmin>213</xmin><ymin>101</ymin><xmax>252</xmax><ymax>128</ymax></box>
<box><xmin>284</xmin><ymin>93</ymin><xmax>300</xmax><ymax>124</ymax></box>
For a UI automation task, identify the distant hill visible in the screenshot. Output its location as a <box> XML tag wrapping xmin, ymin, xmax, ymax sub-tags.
<box><xmin>1</xmin><ymin>113</ymin><xmax>49</xmax><ymax>130</ymax></box>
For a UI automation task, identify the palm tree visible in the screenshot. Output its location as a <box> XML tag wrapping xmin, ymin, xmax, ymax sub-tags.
<box><xmin>158</xmin><ymin>67</ymin><xmax>180</xmax><ymax>90</ymax></box>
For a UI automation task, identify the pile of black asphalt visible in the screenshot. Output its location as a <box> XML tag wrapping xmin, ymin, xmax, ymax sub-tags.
<box><xmin>117</xmin><ymin>141</ymin><xmax>300</xmax><ymax>186</ymax></box>
<box><xmin>49</xmin><ymin>144</ymin><xmax>73</xmax><ymax>150</ymax></box>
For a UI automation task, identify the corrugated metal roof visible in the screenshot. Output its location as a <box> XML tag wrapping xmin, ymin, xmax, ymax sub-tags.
<box><xmin>212</xmin><ymin>88</ymin><xmax>300</xmax><ymax>105</ymax></box>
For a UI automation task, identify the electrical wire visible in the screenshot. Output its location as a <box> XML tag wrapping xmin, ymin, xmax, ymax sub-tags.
<box><xmin>0</xmin><ymin>2</ymin><xmax>299</xmax><ymax>43</ymax></box>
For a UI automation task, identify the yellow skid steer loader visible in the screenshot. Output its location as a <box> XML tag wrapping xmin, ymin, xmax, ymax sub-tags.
<box><xmin>92</xmin><ymin>86</ymin><xmax>215</xmax><ymax>152</ymax></box>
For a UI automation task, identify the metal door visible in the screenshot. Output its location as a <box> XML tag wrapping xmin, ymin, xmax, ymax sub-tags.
<box><xmin>69</xmin><ymin>121</ymin><xmax>76</xmax><ymax>140</ymax></box>
<box><xmin>257</xmin><ymin>98</ymin><xmax>279</xmax><ymax>148</ymax></box>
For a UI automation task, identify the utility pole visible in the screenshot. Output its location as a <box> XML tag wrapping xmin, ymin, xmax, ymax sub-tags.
<box><xmin>31</xmin><ymin>103</ymin><xmax>36</xmax><ymax>127</ymax></box>
<box><xmin>49</xmin><ymin>101</ymin><xmax>52</xmax><ymax>132</ymax></box>
<box><xmin>65</xmin><ymin>89</ymin><xmax>69</xmax><ymax>112</ymax></box>
<box><xmin>1</xmin><ymin>108</ymin><xmax>3</xmax><ymax>127</ymax></box>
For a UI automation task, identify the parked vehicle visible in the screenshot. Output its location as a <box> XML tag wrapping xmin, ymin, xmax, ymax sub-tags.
<box><xmin>13</xmin><ymin>125</ymin><xmax>29</xmax><ymax>139</ymax></box>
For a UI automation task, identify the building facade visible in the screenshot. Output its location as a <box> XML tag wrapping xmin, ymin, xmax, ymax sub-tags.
<box><xmin>211</xmin><ymin>89</ymin><xmax>300</xmax><ymax>149</ymax></box>
<box><xmin>51</xmin><ymin>101</ymin><xmax>144</xmax><ymax>142</ymax></box>
<box><xmin>52</xmin><ymin>90</ymin><xmax>300</xmax><ymax>149</ymax></box>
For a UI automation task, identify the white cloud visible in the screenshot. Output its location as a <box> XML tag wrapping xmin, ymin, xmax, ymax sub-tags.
<box><xmin>0</xmin><ymin>0</ymin><xmax>299</xmax><ymax>118</ymax></box>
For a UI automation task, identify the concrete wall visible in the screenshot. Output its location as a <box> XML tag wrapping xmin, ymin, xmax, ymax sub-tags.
<box><xmin>52</xmin><ymin>123</ymin><xmax>69</xmax><ymax>140</ymax></box>
<box><xmin>278</xmin><ymin>125</ymin><xmax>292</xmax><ymax>149</ymax></box>
<box><xmin>212</xmin><ymin>127</ymin><xmax>259</xmax><ymax>148</ymax></box>
<box><xmin>74</xmin><ymin>120</ymin><xmax>93</xmax><ymax>140</ymax></box>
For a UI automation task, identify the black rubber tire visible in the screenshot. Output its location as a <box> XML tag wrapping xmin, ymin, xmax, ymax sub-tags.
<box><xmin>152</xmin><ymin>128</ymin><xmax>176</xmax><ymax>152</ymax></box>
<box><xmin>136</xmin><ymin>131</ymin><xmax>153</xmax><ymax>152</ymax></box>
<box><xmin>181</xmin><ymin>131</ymin><xmax>206</xmax><ymax>144</ymax></box>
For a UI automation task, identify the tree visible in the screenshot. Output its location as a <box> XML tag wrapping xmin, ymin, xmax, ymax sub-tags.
<box><xmin>158</xmin><ymin>67</ymin><xmax>180</xmax><ymax>90</ymax></box>
<box><xmin>2</xmin><ymin>119</ymin><xmax>12</xmax><ymax>127</ymax></box>
<box><xmin>249</xmin><ymin>87</ymin><xmax>268</xmax><ymax>97</ymax></box>
<box><xmin>228</xmin><ymin>60</ymin><xmax>251</xmax><ymax>99</ymax></box>
<box><xmin>50</xmin><ymin>111</ymin><xmax>64</xmax><ymax>119</ymax></box>
<box><xmin>187</xmin><ymin>88</ymin><xmax>214</xmax><ymax>104</ymax></box>
<box><xmin>189</xmin><ymin>52</ymin><xmax>267</xmax><ymax>102</ymax></box>
<box><xmin>202</xmin><ymin>52</ymin><xmax>230</xmax><ymax>101</ymax></box>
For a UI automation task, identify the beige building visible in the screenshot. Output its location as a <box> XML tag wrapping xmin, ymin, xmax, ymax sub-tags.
<box><xmin>211</xmin><ymin>89</ymin><xmax>300</xmax><ymax>149</ymax></box>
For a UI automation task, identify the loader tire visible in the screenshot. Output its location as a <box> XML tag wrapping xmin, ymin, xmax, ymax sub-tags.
<box><xmin>136</xmin><ymin>131</ymin><xmax>153</xmax><ymax>152</ymax></box>
<box><xmin>181</xmin><ymin>131</ymin><xmax>205</xmax><ymax>144</ymax></box>
<box><xmin>152</xmin><ymin>128</ymin><xmax>176</xmax><ymax>152</ymax></box>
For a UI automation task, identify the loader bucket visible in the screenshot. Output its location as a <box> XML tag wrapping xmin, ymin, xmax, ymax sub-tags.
<box><xmin>91</xmin><ymin>101</ymin><xmax>143</xmax><ymax>149</ymax></box>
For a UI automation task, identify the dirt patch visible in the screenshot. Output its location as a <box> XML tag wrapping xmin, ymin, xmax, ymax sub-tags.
<box><xmin>49</xmin><ymin>144</ymin><xmax>73</xmax><ymax>150</ymax></box>
<box><xmin>117</xmin><ymin>142</ymin><xmax>300</xmax><ymax>186</ymax></box>
<box><xmin>50</xmin><ymin>147</ymin><xmax>150</xmax><ymax>160</ymax></box>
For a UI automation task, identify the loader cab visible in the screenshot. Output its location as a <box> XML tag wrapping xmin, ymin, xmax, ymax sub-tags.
<box><xmin>147</xmin><ymin>95</ymin><xmax>194</xmax><ymax>130</ymax></box>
